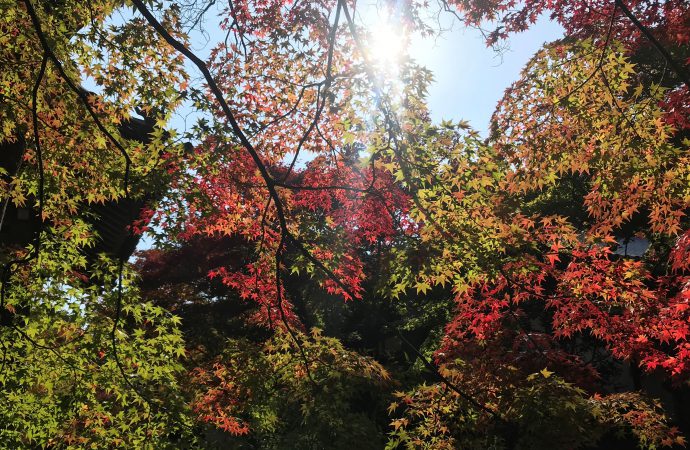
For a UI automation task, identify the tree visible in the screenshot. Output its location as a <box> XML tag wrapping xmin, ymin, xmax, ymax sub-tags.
<box><xmin>386</xmin><ymin>2</ymin><xmax>690</xmax><ymax>448</ymax></box>
<box><xmin>0</xmin><ymin>0</ymin><xmax>688</xmax><ymax>448</ymax></box>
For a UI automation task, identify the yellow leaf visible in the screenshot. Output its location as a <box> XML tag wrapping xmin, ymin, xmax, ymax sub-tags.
<box><xmin>540</xmin><ymin>368</ymin><xmax>554</xmax><ymax>378</ymax></box>
<box><xmin>415</xmin><ymin>281</ymin><xmax>431</xmax><ymax>295</ymax></box>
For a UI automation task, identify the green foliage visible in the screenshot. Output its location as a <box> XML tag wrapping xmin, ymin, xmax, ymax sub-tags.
<box><xmin>386</xmin><ymin>367</ymin><xmax>682</xmax><ymax>450</ymax></box>
<box><xmin>191</xmin><ymin>328</ymin><xmax>390</xmax><ymax>449</ymax></box>
<box><xmin>0</xmin><ymin>236</ymin><xmax>193</xmax><ymax>448</ymax></box>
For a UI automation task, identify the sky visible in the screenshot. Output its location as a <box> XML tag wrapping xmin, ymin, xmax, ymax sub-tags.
<box><xmin>408</xmin><ymin>16</ymin><xmax>563</xmax><ymax>135</ymax></box>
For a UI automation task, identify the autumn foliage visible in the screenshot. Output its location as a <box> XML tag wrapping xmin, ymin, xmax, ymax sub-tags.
<box><xmin>0</xmin><ymin>0</ymin><xmax>689</xmax><ymax>448</ymax></box>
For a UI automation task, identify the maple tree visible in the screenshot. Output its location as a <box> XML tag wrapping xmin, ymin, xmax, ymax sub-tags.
<box><xmin>0</xmin><ymin>0</ymin><xmax>689</xmax><ymax>448</ymax></box>
<box><xmin>384</xmin><ymin>1</ymin><xmax>690</xmax><ymax>448</ymax></box>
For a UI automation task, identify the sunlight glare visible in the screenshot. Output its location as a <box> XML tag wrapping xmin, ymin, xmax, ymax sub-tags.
<box><xmin>367</xmin><ymin>10</ymin><xmax>407</xmax><ymax>77</ymax></box>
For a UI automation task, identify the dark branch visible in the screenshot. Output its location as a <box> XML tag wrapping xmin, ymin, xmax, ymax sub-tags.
<box><xmin>615</xmin><ymin>0</ymin><xmax>690</xmax><ymax>90</ymax></box>
<box><xmin>397</xmin><ymin>330</ymin><xmax>505</xmax><ymax>421</ymax></box>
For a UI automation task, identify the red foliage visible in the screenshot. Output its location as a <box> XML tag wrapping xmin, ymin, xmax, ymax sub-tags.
<box><xmin>191</xmin><ymin>363</ymin><xmax>252</xmax><ymax>435</ymax></box>
<box><xmin>448</xmin><ymin>0</ymin><xmax>690</xmax><ymax>50</ymax></box>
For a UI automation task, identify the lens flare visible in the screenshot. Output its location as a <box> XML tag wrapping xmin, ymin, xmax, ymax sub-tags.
<box><xmin>366</xmin><ymin>9</ymin><xmax>406</xmax><ymax>77</ymax></box>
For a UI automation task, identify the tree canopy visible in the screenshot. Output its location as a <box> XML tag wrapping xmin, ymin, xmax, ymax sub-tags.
<box><xmin>1</xmin><ymin>0</ymin><xmax>689</xmax><ymax>448</ymax></box>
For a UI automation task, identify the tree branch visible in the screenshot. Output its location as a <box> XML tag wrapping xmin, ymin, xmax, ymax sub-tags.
<box><xmin>615</xmin><ymin>0</ymin><xmax>690</xmax><ymax>90</ymax></box>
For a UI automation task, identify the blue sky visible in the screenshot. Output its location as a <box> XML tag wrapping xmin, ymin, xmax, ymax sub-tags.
<box><xmin>409</xmin><ymin>16</ymin><xmax>563</xmax><ymax>135</ymax></box>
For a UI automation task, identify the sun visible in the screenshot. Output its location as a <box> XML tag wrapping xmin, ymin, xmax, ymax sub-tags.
<box><xmin>366</xmin><ymin>9</ymin><xmax>407</xmax><ymax>76</ymax></box>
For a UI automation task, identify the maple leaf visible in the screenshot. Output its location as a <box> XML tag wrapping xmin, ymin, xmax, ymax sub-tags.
<box><xmin>540</xmin><ymin>368</ymin><xmax>554</xmax><ymax>378</ymax></box>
